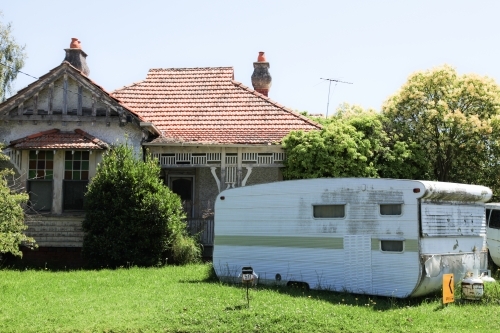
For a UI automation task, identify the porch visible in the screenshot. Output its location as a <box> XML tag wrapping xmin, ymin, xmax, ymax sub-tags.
<box><xmin>186</xmin><ymin>218</ymin><xmax>214</xmax><ymax>258</ymax></box>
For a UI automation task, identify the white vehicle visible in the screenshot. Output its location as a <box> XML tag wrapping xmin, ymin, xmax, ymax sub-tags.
<box><xmin>213</xmin><ymin>178</ymin><xmax>491</xmax><ymax>298</ymax></box>
<box><xmin>485</xmin><ymin>203</ymin><xmax>500</xmax><ymax>267</ymax></box>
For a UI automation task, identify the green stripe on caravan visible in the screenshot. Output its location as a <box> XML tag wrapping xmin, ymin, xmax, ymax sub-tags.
<box><xmin>216</xmin><ymin>236</ymin><xmax>418</xmax><ymax>251</ymax></box>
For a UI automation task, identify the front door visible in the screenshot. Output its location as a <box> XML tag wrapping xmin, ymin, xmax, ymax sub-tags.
<box><xmin>169</xmin><ymin>176</ymin><xmax>194</xmax><ymax>218</ymax></box>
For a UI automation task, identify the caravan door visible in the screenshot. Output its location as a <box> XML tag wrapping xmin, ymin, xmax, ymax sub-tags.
<box><xmin>344</xmin><ymin>235</ymin><xmax>372</xmax><ymax>294</ymax></box>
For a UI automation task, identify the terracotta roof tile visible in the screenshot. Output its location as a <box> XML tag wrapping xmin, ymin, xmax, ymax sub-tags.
<box><xmin>9</xmin><ymin>129</ymin><xmax>109</xmax><ymax>150</ymax></box>
<box><xmin>112</xmin><ymin>67</ymin><xmax>320</xmax><ymax>144</ymax></box>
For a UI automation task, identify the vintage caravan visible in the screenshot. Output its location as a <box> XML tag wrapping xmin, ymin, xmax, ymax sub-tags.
<box><xmin>485</xmin><ymin>203</ymin><xmax>500</xmax><ymax>267</ymax></box>
<box><xmin>213</xmin><ymin>178</ymin><xmax>492</xmax><ymax>298</ymax></box>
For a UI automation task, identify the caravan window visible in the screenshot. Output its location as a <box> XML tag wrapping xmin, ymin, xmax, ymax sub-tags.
<box><xmin>313</xmin><ymin>205</ymin><xmax>345</xmax><ymax>218</ymax></box>
<box><xmin>488</xmin><ymin>209</ymin><xmax>500</xmax><ymax>229</ymax></box>
<box><xmin>381</xmin><ymin>240</ymin><xmax>404</xmax><ymax>252</ymax></box>
<box><xmin>380</xmin><ymin>204</ymin><xmax>402</xmax><ymax>216</ymax></box>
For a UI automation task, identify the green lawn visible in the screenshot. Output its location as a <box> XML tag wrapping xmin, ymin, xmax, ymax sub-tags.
<box><xmin>1</xmin><ymin>263</ymin><xmax>499</xmax><ymax>332</ymax></box>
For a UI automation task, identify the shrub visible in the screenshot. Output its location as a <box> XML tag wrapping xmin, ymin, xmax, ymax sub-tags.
<box><xmin>0</xmin><ymin>168</ymin><xmax>36</xmax><ymax>258</ymax></box>
<box><xmin>82</xmin><ymin>144</ymin><xmax>200</xmax><ymax>267</ymax></box>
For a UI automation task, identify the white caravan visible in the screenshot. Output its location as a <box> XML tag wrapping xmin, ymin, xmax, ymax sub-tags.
<box><xmin>213</xmin><ymin>178</ymin><xmax>492</xmax><ymax>298</ymax></box>
<box><xmin>485</xmin><ymin>203</ymin><xmax>500</xmax><ymax>267</ymax></box>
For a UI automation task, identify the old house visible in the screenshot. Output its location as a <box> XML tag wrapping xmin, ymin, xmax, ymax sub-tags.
<box><xmin>0</xmin><ymin>40</ymin><xmax>320</xmax><ymax>266</ymax></box>
<box><xmin>112</xmin><ymin>53</ymin><xmax>320</xmax><ymax>226</ymax></box>
<box><xmin>0</xmin><ymin>39</ymin><xmax>158</xmax><ymax>266</ymax></box>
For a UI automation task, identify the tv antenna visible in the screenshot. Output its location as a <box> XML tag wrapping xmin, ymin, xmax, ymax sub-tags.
<box><xmin>320</xmin><ymin>78</ymin><xmax>353</xmax><ymax>117</ymax></box>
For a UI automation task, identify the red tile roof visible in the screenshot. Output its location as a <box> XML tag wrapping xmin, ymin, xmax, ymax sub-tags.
<box><xmin>9</xmin><ymin>129</ymin><xmax>109</xmax><ymax>150</ymax></box>
<box><xmin>112</xmin><ymin>67</ymin><xmax>321</xmax><ymax>145</ymax></box>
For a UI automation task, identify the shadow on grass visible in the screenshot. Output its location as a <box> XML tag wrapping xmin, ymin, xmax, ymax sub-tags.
<box><xmin>177</xmin><ymin>264</ymin><xmax>444</xmax><ymax>311</ymax></box>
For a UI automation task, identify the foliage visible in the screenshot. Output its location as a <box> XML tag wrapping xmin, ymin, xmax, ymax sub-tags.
<box><xmin>382</xmin><ymin>65</ymin><xmax>500</xmax><ymax>194</ymax></box>
<box><xmin>282</xmin><ymin>117</ymin><xmax>378</xmax><ymax>179</ymax></box>
<box><xmin>82</xmin><ymin>144</ymin><xmax>200</xmax><ymax>267</ymax></box>
<box><xmin>1</xmin><ymin>264</ymin><xmax>500</xmax><ymax>332</ymax></box>
<box><xmin>0</xmin><ymin>147</ymin><xmax>36</xmax><ymax>258</ymax></box>
<box><xmin>283</xmin><ymin>104</ymin><xmax>418</xmax><ymax>180</ymax></box>
<box><xmin>0</xmin><ymin>13</ymin><xmax>26</xmax><ymax>101</ymax></box>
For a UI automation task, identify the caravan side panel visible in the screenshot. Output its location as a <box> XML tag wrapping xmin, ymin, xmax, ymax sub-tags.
<box><xmin>213</xmin><ymin>178</ymin><xmax>424</xmax><ymax>297</ymax></box>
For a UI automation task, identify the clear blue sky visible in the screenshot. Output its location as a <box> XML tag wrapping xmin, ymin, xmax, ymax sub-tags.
<box><xmin>3</xmin><ymin>1</ymin><xmax>500</xmax><ymax>116</ymax></box>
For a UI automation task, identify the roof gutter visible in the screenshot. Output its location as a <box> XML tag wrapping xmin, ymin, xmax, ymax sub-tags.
<box><xmin>142</xmin><ymin>142</ymin><xmax>283</xmax><ymax>148</ymax></box>
<box><xmin>140</xmin><ymin>122</ymin><xmax>161</xmax><ymax>136</ymax></box>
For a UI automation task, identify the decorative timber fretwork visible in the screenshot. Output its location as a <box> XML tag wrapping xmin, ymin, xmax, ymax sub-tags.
<box><xmin>0</xmin><ymin>63</ymin><xmax>144</xmax><ymax>133</ymax></box>
<box><xmin>152</xmin><ymin>151</ymin><xmax>285</xmax><ymax>167</ymax></box>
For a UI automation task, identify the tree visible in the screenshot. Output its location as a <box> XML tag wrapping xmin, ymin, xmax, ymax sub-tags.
<box><xmin>282</xmin><ymin>104</ymin><xmax>417</xmax><ymax>180</ymax></box>
<box><xmin>382</xmin><ymin>65</ymin><xmax>500</xmax><ymax>194</ymax></box>
<box><xmin>82</xmin><ymin>144</ymin><xmax>200</xmax><ymax>267</ymax></box>
<box><xmin>282</xmin><ymin>113</ymin><xmax>378</xmax><ymax>179</ymax></box>
<box><xmin>0</xmin><ymin>13</ymin><xmax>26</xmax><ymax>101</ymax></box>
<box><xmin>0</xmin><ymin>148</ymin><xmax>36</xmax><ymax>258</ymax></box>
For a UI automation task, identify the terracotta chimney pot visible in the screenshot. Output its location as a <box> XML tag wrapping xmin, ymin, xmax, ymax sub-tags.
<box><xmin>257</xmin><ymin>51</ymin><xmax>266</xmax><ymax>62</ymax></box>
<box><xmin>70</xmin><ymin>38</ymin><xmax>81</xmax><ymax>49</ymax></box>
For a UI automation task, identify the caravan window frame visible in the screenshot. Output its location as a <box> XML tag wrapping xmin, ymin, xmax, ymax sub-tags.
<box><xmin>379</xmin><ymin>203</ymin><xmax>403</xmax><ymax>216</ymax></box>
<box><xmin>379</xmin><ymin>239</ymin><xmax>405</xmax><ymax>253</ymax></box>
<box><xmin>312</xmin><ymin>204</ymin><xmax>346</xmax><ymax>219</ymax></box>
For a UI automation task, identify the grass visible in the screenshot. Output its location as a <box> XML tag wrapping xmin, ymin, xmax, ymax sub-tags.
<box><xmin>1</xmin><ymin>264</ymin><xmax>500</xmax><ymax>333</ymax></box>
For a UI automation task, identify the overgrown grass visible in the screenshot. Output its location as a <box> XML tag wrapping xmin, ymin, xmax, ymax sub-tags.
<box><xmin>1</xmin><ymin>264</ymin><xmax>500</xmax><ymax>332</ymax></box>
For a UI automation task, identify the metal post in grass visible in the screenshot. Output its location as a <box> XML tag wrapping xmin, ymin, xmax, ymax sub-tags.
<box><xmin>241</xmin><ymin>267</ymin><xmax>255</xmax><ymax>308</ymax></box>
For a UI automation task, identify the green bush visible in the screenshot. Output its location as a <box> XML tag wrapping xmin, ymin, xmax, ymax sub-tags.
<box><xmin>82</xmin><ymin>144</ymin><xmax>200</xmax><ymax>267</ymax></box>
<box><xmin>0</xmin><ymin>167</ymin><xmax>36</xmax><ymax>258</ymax></box>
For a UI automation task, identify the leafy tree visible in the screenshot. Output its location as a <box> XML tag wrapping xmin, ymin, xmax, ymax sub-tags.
<box><xmin>82</xmin><ymin>144</ymin><xmax>200</xmax><ymax>267</ymax></box>
<box><xmin>0</xmin><ymin>13</ymin><xmax>26</xmax><ymax>101</ymax></box>
<box><xmin>282</xmin><ymin>115</ymin><xmax>378</xmax><ymax>179</ymax></box>
<box><xmin>0</xmin><ymin>148</ymin><xmax>36</xmax><ymax>258</ymax></box>
<box><xmin>282</xmin><ymin>104</ymin><xmax>418</xmax><ymax>180</ymax></box>
<box><xmin>382</xmin><ymin>65</ymin><xmax>500</xmax><ymax>194</ymax></box>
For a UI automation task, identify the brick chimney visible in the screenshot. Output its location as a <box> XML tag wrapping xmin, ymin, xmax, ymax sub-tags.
<box><xmin>251</xmin><ymin>51</ymin><xmax>272</xmax><ymax>96</ymax></box>
<box><xmin>63</xmin><ymin>38</ymin><xmax>90</xmax><ymax>76</ymax></box>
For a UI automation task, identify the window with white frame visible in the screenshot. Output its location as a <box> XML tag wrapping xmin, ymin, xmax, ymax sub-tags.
<box><xmin>28</xmin><ymin>150</ymin><xmax>54</xmax><ymax>211</ymax></box>
<box><xmin>380</xmin><ymin>240</ymin><xmax>404</xmax><ymax>252</ymax></box>
<box><xmin>380</xmin><ymin>204</ymin><xmax>402</xmax><ymax>216</ymax></box>
<box><xmin>313</xmin><ymin>204</ymin><xmax>345</xmax><ymax>218</ymax></box>
<box><xmin>63</xmin><ymin>151</ymin><xmax>89</xmax><ymax>210</ymax></box>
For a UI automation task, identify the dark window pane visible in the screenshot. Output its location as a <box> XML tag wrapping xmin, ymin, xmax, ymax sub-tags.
<box><xmin>82</xmin><ymin>151</ymin><xmax>90</xmax><ymax>160</ymax></box>
<box><xmin>73</xmin><ymin>161</ymin><xmax>81</xmax><ymax>170</ymax></box>
<box><xmin>380</xmin><ymin>204</ymin><xmax>402</xmax><ymax>215</ymax></box>
<box><xmin>64</xmin><ymin>171</ymin><xmax>72</xmax><ymax>180</ymax></box>
<box><xmin>82</xmin><ymin>161</ymin><xmax>89</xmax><ymax>170</ymax></box>
<box><xmin>29</xmin><ymin>151</ymin><xmax>37</xmax><ymax>159</ymax></box>
<box><xmin>38</xmin><ymin>151</ymin><xmax>46</xmax><ymax>159</ymax></box>
<box><xmin>63</xmin><ymin>181</ymin><xmax>88</xmax><ymax>210</ymax></box>
<box><xmin>65</xmin><ymin>151</ymin><xmax>72</xmax><ymax>160</ymax></box>
<box><xmin>74</xmin><ymin>151</ymin><xmax>81</xmax><ymax>160</ymax></box>
<box><xmin>46</xmin><ymin>161</ymin><xmax>53</xmax><ymax>170</ymax></box>
<box><xmin>81</xmin><ymin>171</ymin><xmax>89</xmax><ymax>180</ymax></box>
<box><xmin>37</xmin><ymin>160</ymin><xmax>45</xmax><ymax>169</ymax></box>
<box><xmin>73</xmin><ymin>171</ymin><xmax>81</xmax><ymax>180</ymax></box>
<box><xmin>46</xmin><ymin>151</ymin><xmax>54</xmax><ymax>160</ymax></box>
<box><xmin>29</xmin><ymin>160</ymin><xmax>37</xmax><ymax>169</ymax></box>
<box><xmin>65</xmin><ymin>161</ymin><xmax>72</xmax><ymax>170</ymax></box>
<box><xmin>313</xmin><ymin>205</ymin><xmax>345</xmax><ymax>218</ymax></box>
<box><xmin>172</xmin><ymin>178</ymin><xmax>192</xmax><ymax>201</ymax></box>
<box><xmin>381</xmin><ymin>240</ymin><xmax>403</xmax><ymax>252</ymax></box>
<box><xmin>489</xmin><ymin>209</ymin><xmax>500</xmax><ymax>229</ymax></box>
<box><xmin>28</xmin><ymin>170</ymin><xmax>36</xmax><ymax>179</ymax></box>
<box><xmin>45</xmin><ymin>171</ymin><xmax>53</xmax><ymax>180</ymax></box>
<box><xmin>28</xmin><ymin>181</ymin><xmax>52</xmax><ymax>211</ymax></box>
<box><xmin>37</xmin><ymin>170</ymin><xmax>44</xmax><ymax>178</ymax></box>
